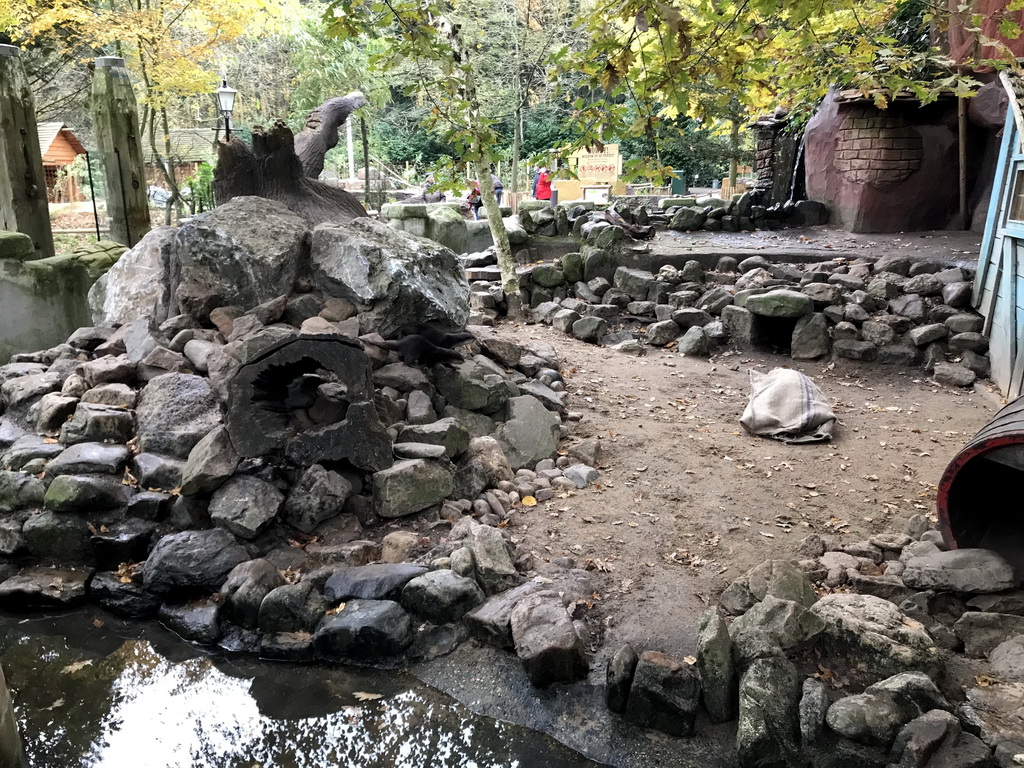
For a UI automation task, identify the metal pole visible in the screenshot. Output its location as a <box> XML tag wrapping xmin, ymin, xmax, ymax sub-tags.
<box><xmin>224</xmin><ymin>113</ymin><xmax>231</xmax><ymax>142</ymax></box>
<box><xmin>958</xmin><ymin>95</ymin><xmax>969</xmax><ymax>229</ymax></box>
<box><xmin>85</xmin><ymin>150</ymin><xmax>101</xmax><ymax>240</ymax></box>
<box><xmin>346</xmin><ymin>120</ymin><xmax>356</xmax><ymax>180</ymax></box>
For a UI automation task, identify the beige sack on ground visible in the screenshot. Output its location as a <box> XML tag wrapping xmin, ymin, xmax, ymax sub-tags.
<box><xmin>740</xmin><ymin>368</ymin><xmax>835</xmax><ymax>444</ymax></box>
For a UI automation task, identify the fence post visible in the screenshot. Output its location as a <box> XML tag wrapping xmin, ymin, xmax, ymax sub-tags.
<box><xmin>0</xmin><ymin>44</ymin><xmax>55</xmax><ymax>260</ymax></box>
<box><xmin>91</xmin><ymin>56</ymin><xmax>151</xmax><ymax>247</ymax></box>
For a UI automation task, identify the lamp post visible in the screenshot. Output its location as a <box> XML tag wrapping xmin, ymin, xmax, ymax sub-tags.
<box><xmin>215</xmin><ymin>78</ymin><xmax>237</xmax><ymax>141</ymax></box>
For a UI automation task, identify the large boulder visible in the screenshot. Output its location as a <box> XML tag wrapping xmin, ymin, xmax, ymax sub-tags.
<box><xmin>170</xmin><ymin>197</ymin><xmax>308</xmax><ymax>318</ymax></box>
<box><xmin>371</xmin><ymin>459</ymin><xmax>454</xmax><ymax>519</ymax></box>
<box><xmin>510</xmin><ymin>593</ymin><xmax>589</xmax><ymax>687</ymax></box>
<box><xmin>143</xmin><ymin>529</ymin><xmax>249</xmax><ymax>598</ymax></box>
<box><xmin>88</xmin><ymin>226</ymin><xmax>178</xmax><ymax>325</ymax></box>
<box><xmin>811</xmin><ymin>594</ymin><xmax>941</xmax><ymax>683</ymax></box>
<box><xmin>313</xmin><ymin>599</ymin><xmax>413</xmax><ymax>658</ymax></box>
<box><xmin>736</xmin><ymin>654</ymin><xmax>803</xmax><ymax>768</ymax></box>
<box><xmin>310</xmin><ymin>217</ymin><xmax>469</xmax><ymax>337</ymax></box>
<box><xmin>901</xmin><ymin>549</ymin><xmax>1019</xmax><ymax>594</ymax></box>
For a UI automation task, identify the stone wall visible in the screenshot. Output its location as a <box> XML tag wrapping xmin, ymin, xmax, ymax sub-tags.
<box><xmin>804</xmin><ymin>95</ymin><xmax>960</xmax><ymax>233</ymax></box>
<box><xmin>0</xmin><ymin>232</ymin><xmax>122</xmax><ymax>362</ymax></box>
<box><xmin>382</xmin><ymin>202</ymin><xmax>501</xmax><ymax>254</ymax></box>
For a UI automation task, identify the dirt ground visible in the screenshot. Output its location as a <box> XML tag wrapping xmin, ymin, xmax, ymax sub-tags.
<box><xmin>495</xmin><ymin>320</ymin><xmax>1001</xmax><ymax>660</ymax></box>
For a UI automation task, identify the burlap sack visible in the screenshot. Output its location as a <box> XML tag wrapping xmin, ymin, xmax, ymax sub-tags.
<box><xmin>740</xmin><ymin>368</ymin><xmax>835</xmax><ymax>444</ymax></box>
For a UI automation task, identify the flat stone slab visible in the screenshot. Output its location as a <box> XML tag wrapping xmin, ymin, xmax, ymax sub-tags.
<box><xmin>902</xmin><ymin>549</ymin><xmax>1019</xmax><ymax>594</ymax></box>
<box><xmin>323</xmin><ymin>563</ymin><xmax>429</xmax><ymax>602</ymax></box>
<box><xmin>0</xmin><ymin>567</ymin><xmax>93</xmax><ymax>608</ymax></box>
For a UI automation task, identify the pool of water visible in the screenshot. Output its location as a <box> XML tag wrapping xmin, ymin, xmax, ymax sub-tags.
<box><xmin>0</xmin><ymin>609</ymin><xmax>602</xmax><ymax>768</ymax></box>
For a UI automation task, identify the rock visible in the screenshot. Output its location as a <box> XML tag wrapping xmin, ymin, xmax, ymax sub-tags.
<box><xmin>324</xmin><ymin>563</ymin><xmax>429</xmax><ymax>602</ymax></box>
<box><xmin>463</xmin><ymin>581</ymin><xmax>549</xmax><ymax>648</ymax></box>
<box><xmin>966</xmin><ymin>591</ymin><xmax>1024</xmax><ymax>616</ymax></box>
<box><xmin>372</xmin><ymin>459</ymin><xmax>454</xmax><ymax>519</ymax></box>
<box><xmin>143</xmin><ymin>529</ymin><xmax>250</xmax><ymax>598</ymax></box>
<box><xmin>909</xmin><ymin>323</ymin><xmax>949</xmax><ymax>346</ymax></box>
<box><xmin>731</xmin><ymin>595</ymin><xmax>826</xmax><ymax>651</ymax></box>
<box><xmin>311</xmin><ymin>218</ymin><xmax>469</xmax><ymax>337</ymax></box>
<box><xmin>88</xmin><ymin>226</ymin><xmax>177</xmax><ymax>326</ymax></box>
<box><xmin>257</xmin><ymin>582</ymin><xmax>328</xmax><ymax>633</ymax></box>
<box><xmin>398</xmin><ymin>418</ymin><xmax>470</xmax><ymax>459</ymax></box>
<box><xmin>866</xmin><ymin>672</ymin><xmax>951</xmax><ymax>722</ymax></box>
<box><xmin>21</xmin><ymin>510</ymin><xmax>92</xmax><ymax>562</ymax></box>
<box><xmin>510</xmin><ymin>594</ymin><xmax>588</xmax><ymax>687</ymax></box>
<box><xmin>220</xmin><ymin>559</ymin><xmax>285</xmax><ymax>630</ymax></box>
<box><xmin>811</xmin><ymin>594</ymin><xmax>941</xmax><ymax>683</ymax></box>
<box><xmin>933</xmin><ymin>362</ymin><xmax>977</xmax><ymax>387</ymax></box>
<box><xmin>902</xmin><ymin>549</ymin><xmax>1018</xmax><ymax>594</ymax></box>
<box><xmin>572</xmin><ymin>316</ymin><xmax>608</xmax><ymax>343</ymax></box>
<box><xmin>563</xmin><ymin>464</ymin><xmax>599</xmax><ymax>488</ymax></box>
<box><xmin>135</xmin><ymin>373</ymin><xmax>221</xmax><ymax>459</ymax></box>
<box><xmin>170</xmin><ymin>197</ymin><xmax>307</xmax><ymax>319</ymax></box>
<box><xmin>464</xmin><ymin>520</ymin><xmax>518</xmax><ymax>594</ymax></box>
<box><xmin>834</xmin><ymin>339</ymin><xmax>878</xmax><ymax>361</ymax></box>
<box><xmin>159</xmin><ymin>599</ymin><xmax>221</xmax><ymax>644</ymax></box>
<box><xmin>380</xmin><ymin>531</ymin><xmax>421</xmax><ymax>563</ymax></box>
<box><xmin>90</xmin><ymin>518</ymin><xmax>154</xmax><ymax>569</ymax></box>
<box><xmin>888</xmin><ymin>710</ymin><xmax>971</xmax><ymax>768</ymax></box>
<box><xmin>43</xmin><ymin>474</ymin><xmax>130</xmax><ymax>512</ymax></box>
<box><xmin>697</xmin><ymin>608</ymin><xmax>736</xmax><ymax>723</ymax></box>
<box><xmin>130</xmin><ymin>453</ymin><xmax>184</xmax><ymax>490</ymax></box>
<box><xmin>401</xmin><ymin>569</ymin><xmax>485</xmax><ymax>623</ymax></box>
<box><xmin>990</xmin><ymin>636</ymin><xmax>1024</xmax><ymax>681</ymax></box>
<box><xmin>89</xmin><ymin>571</ymin><xmax>161</xmax><ymax>618</ymax></box>
<box><xmin>645</xmin><ymin>320</ymin><xmax>681</xmax><ymax>346</ymax></box>
<box><xmin>282</xmin><ymin>464</ymin><xmax>352</xmax><ymax>534</ymax></box>
<box><xmin>45</xmin><ymin>443</ymin><xmax>129</xmax><ymax>476</ymax></box>
<box><xmin>800</xmin><ymin>677</ymin><xmax>830</xmax><ymax>744</ymax></box>
<box><xmin>949</xmin><ymin>332</ymin><xmax>989</xmax><ymax>354</ymax></box>
<box><xmin>59</xmin><ymin>403</ymin><xmax>135</xmax><ymax>446</ymax></box>
<box><xmin>791</xmin><ymin>313</ymin><xmax>831</xmax><ymax>358</ymax></box>
<box><xmin>209</xmin><ymin>475</ymin><xmax>284</xmax><ymax>540</ymax></box>
<box><xmin>736</xmin><ymin>655</ymin><xmax>803</xmax><ymax>768</ymax></box>
<box><xmin>495</xmin><ymin>395</ymin><xmax>560</xmax><ymax>470</ymax></box>
<box><xmin>745</xmin><ymin>289</ymin><xmax>813</xmax><ymax>318</ymax></box>
<box><xmin>313</xmin><ymin>599</ymin><xmax>413</xmax><ymax>658</ymax></box>
<box><xmin>179</xmin><ymin>426</ymin><xmax>239</xmax><ymax>495</ymax></box>
<box><xmin>80</xmin><ymin>382</ymin><xmax>137</xmax><ymax>409</ymax></box>
<box><xmin>433</xmin><ymin>359</ymin><xmax>509</xmax><ymax>414</ymax></box>
<box><xmin>903</xmin><ymin>274</ymin><xmax>943</xmax><ymax>296</ymax></box>
<box><xmin>607</xmin><ymin>643</ymin><xmax>640</xmax><ymax>714</ymax></box>
<box><xmin>623</xmin><ymin>651</ymin><xmax>701</xmax><ymax>737</ymax></box>
<box><xmin>825</xmin><ymin>693</ymin><xmax>904</xmax><ymax>746</ymax></box>
<box><xmin>748</xmin><ymin>559</ymin><xmax>817</xmax><ymax>608</ymax></box>
<box><xmin>945</xmin><ymin>313</ymin><xmax>984</xmax><ymax>334</ymax></box>
<box><xmin>953</xmin><ymin>612</ymin><xmax>1024</xmax><ymax>657</ymax></box>
<box><xmin>0</xmin><ymin>567</ymin><xmax>91</xmax><ymax>608</ymax></box>
<box><xmin>678</xmin><ymin>326</ymin><xmax>709</xmax><ymax>356</ymax></box>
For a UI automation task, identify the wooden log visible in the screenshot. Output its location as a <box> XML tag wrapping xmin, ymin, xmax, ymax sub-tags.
<box><xmin>0</xmin><ymin>44</ymin><xmax>55</xmax><ymax>260</ymax></box>
<box><xmin>91</xmin><ymin>56</ymin><xmax>151</xmax><ymax>247</ymax></box>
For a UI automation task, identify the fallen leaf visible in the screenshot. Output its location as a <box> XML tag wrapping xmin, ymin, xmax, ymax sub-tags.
<box><xmin>42</xmin><ymin>698</ymin><xmax>65</xmax><ymax>711</ymax></box>
<box><xmin>60</xmin><ymin>660</ymin><xmax>94</xmax><ymax>675</ymax></box>
<box><xmin>326</xmin><ymin>602</ymin><xmax>347</xmax><ymax>615</ymax></box>
<box><xmin>521</xmin><ymin>496</ymin><xmax>538</xmax><ymax>507</ymax></box>
<box><xmin>353</xmin><ymin>691</ymin><xmax>383</xmax><ymax>702</ymax></box>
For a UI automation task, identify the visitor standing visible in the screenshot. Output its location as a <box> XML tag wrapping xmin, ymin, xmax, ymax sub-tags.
<box><xmin>491</xmin><ymin>172</ymin><xmax>503</xmax><ymax>205</ymax></box>
<box><xmin>535</xmin><ymin>167</ymin><xmax>552</xmax><ymax>201</ymax></box>
<box><xmin>467</xmin><ymin>181</ymin><xmax>483</xmax><ymax>219</ymax></box>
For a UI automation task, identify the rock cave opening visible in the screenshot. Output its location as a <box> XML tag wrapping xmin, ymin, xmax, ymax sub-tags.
<box><xmin>752</xmin><ymin>315</ymin><xmax>799</xmax><ymax>355</ymax></box>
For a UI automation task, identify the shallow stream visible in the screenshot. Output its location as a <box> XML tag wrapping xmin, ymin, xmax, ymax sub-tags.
<box><xmin>0</xmin><ymin>609</ymin><xmax>600</xmax><ymax>768</ymax></box>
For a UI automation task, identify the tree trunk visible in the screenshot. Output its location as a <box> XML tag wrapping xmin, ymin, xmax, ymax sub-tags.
<box><xmin>474</xmin><ymin>152</ymin><xmax>520</xmax><ymax>314</ymax></box>
<box><xmin>293</xmin><ymin>92</ymin><xmax>368</xmax><ymax>179</ymax></box>
<box><xmin>213</xmin><ymin>120</ymin><xmax>367</xmax><ymax>226</ymax></box>
<box><xmin>511</xmin><ymin>104</ymin><xmax>522</xmax><ymax>195</ymax></box>
<box><xmin>729</xmin><ymin>119</ymin><xmax>739</xmax><ymax>188</ymax></box>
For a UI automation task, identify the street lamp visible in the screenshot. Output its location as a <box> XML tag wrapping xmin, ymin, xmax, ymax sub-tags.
<box><xmin>215</xmin><ymin>78</ymin><xmax>237</xmax><ymax>141</ymax></box>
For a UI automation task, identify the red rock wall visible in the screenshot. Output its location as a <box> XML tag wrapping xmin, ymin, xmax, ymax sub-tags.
<box><xmin>805</xmin><ymin>96</ymin><xmax>961</xmax><ymax>233</ymax></box>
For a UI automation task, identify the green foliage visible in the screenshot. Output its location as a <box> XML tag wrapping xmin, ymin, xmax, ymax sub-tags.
<box><xmin>619</xmin><ymin>115</ymin><xmax>743</xmax><ymax>186</ymax></box>
<box><xmin>182</xmin><ymin>162</ymin><xmax>215</xmax><ymax>214</ymax></box>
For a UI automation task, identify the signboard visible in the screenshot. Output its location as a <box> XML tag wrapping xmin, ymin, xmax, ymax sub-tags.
<box><xmin>571</xmin><ymin>144</ymin><xmax>622</xmax><ymax>184</ymax></box>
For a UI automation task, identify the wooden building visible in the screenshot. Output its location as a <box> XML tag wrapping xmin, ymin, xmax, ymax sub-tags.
<box><xmin>975</xmin><ymin>72</ymin><xmax>1024</xmax><ymax>399</ymax></box>
<box><xmin>37</xmin><ymin>123</ymin><xmax>86</xmax><ymax>203</ymax></box>
<box><xmin>142</xmin><ymin>128</ymin><xmax>217</xmax><ymax>185</ymax></box>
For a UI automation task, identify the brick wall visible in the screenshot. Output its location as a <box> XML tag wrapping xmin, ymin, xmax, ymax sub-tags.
<box><xmin>834</xmin><ymin>105</ymin><xmax>923</xmax><ymax>187</ymax></box>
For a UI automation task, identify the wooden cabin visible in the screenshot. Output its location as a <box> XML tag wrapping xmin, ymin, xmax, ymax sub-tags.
<box><xmin>142</xmin><ymin>128</ymin><xmax>217</xmax><ymax>185</ymax></box>
<box><xmin>37</xmin><ymin>123</ymin><xmax>86</xmax><ymax>203</ymax></box>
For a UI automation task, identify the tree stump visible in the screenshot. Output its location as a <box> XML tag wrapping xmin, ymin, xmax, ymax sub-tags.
<box><xmin>213</xmin><ymin>93</ymin><xmax>369</xmax><ymax>227</ymax></box>
<box><xmin>226</xmin><ymin>333</ymin><xmax>393</xmax><ymax>472</ymax></box>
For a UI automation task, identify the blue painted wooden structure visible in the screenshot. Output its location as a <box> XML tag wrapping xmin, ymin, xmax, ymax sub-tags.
<box><xmin>975</xmin><ymin>72</ymin><xmax>1024</xmax><ymax>398</ymax></box>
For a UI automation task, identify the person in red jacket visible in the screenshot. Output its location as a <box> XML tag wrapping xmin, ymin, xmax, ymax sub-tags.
<box><xmin>535</xmin><ymin>167</ymin><xmax>552</xmax><ymax>201</ymax></box>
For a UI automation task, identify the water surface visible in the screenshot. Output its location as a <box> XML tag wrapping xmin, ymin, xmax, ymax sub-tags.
<box><xmin>0</xmin><ymin>610</ymin><xmax>601</xmax><ymax>768</ymax></box>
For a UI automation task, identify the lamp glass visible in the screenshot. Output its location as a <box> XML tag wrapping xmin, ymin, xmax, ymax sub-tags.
<box><xmin>215</xmin><ymin>79</ymin><xmax>237</xmax><ymax>116</ymax></box>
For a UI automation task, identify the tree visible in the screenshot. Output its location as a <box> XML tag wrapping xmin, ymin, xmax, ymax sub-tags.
<box><xmin>556</xmin><ymin>0</ymin><xmax>1020</xmax><ymax>181</ymax></box>
<box><xmin>4</xmin><ymin>0</ymin><xmax>293</xmax><ymax>223</ymax></box>
<box><xmin>325</xmin><ymin>0</ymin><xmax>526</xmax><ymax>315</ymax></box>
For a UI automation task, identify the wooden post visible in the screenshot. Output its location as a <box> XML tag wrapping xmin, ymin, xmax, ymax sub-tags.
<box><xmin>0</xmin><ymin>44</ymin><xmax>55</xmax><ymax>260</ymax></box>
<box><xmin>91</xmin><ymin>56</ymin><xmax>150</xmax><ymax>247</ymax></box>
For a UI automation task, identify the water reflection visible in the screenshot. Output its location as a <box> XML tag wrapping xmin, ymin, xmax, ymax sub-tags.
<box><xmin>0</xmin><ymin>612</ymin><xmax>600</xmax><ymax>768</ymax></box>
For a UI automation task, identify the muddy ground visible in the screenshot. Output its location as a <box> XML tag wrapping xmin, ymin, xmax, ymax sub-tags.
<box><xmin>415</xmin><ymin>317</ymin><xmax>1003</xmax><ymax>768</ymax></box>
